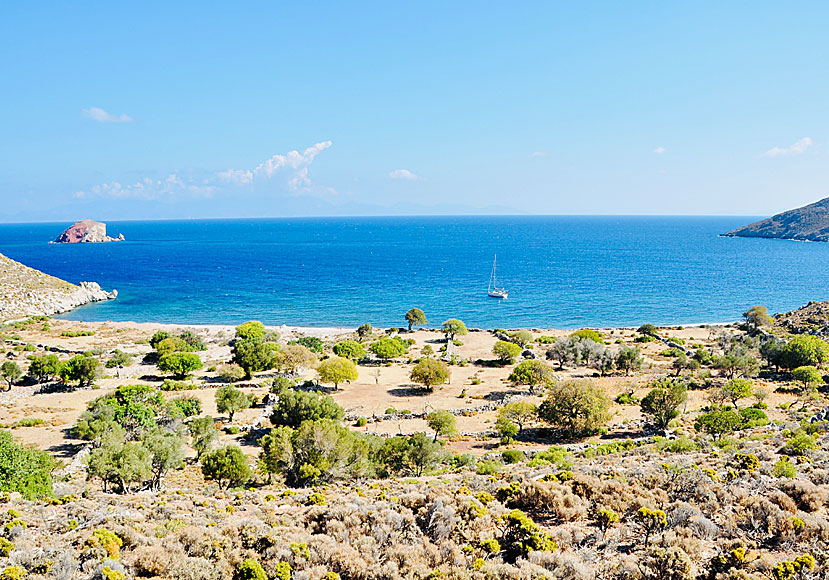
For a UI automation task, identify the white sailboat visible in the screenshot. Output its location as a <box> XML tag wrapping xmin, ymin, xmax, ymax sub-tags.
<box><xmin>487</xmin><ymin>254</ymin><xmax>508</xmax><ymax>299</ymax></box>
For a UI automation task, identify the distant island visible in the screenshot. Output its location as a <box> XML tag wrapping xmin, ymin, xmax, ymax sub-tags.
<box><xmin>54</xmin><ymin>219</ymin><xmax>124</xmax><ymax>243</ymax></box>
<box><xmin>722</xmin><ymin>196</ymin><xmax>829</xmax><ymax>241</ymax></box>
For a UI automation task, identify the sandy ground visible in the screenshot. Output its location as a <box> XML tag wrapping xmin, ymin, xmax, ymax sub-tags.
<box><xmin>0</xmin><ymin>318</ymin><xmax>799</xmax><ymax>461</ymax></box>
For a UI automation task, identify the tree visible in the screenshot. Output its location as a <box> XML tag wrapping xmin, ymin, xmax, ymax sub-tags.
<box><xmin>638</xmin><ymin>324</ymin><xmax>659</xmax><ymax>337</ymax></box>
<box><xmin>442</xmin><ymin>319</ymin><xmax>468</xmax><ymax>341</ymax></box>
<box><xmin>508</xmin><ymin>360</ymin><xmax>555</xmax><ymax>394</ymax></box>
<box><xmin>295</xmin><ymin>336</ymin><xmax>323</xmax><ymax>354</ymax></box>
<box><xmin>280</xmin><ymin>344</ymin><xmax>317</xmax><ymax>373</ymax></box>
<box><xmin>760</xmin><ymin>337</ymin><xmax>786</xmax><ymax>372</ymax></box>
<box><xmin>537</xmin><ymin>379</ymin><xmax>610</xmax><ymax>437</ymax></box>
<box><xmin>235</xmin><ymin>321</ymin><xmax>267</xmax><ymax>340</ymax></box>
<box><xmin>405</xmin><ymin>308</ymin><xmax>428</xmax><ymax>331</ymax></box>
<box><xmin>640</xmin><ymin>378</ymin><xmax>688</xmax><ymax>430</ymax></box>
<box><xmin>720</xmin><ymin>378</ymin><xmax>753</xmax><ymax>409</ymax></box>
<box><xmin>28</xmin><ymin>354</ymin><xmax>61</xmax><ymax>383</ymax></box>
<box><xmin>409</xmin><ymin>358</ymin><xmax>450</xmax><ymax>391</ymax></box>
<box><xmin>743</xmin><ymin>305</ymin><xmax>773</xmax><ymax>332</ymax></box>
<box><xmin>263</xmin><ymin>419</ymin><xmax>374</xmax><ymax>487</ymax></box>
<box><xmin>498</xmin><ymin>401</ymin><xmax>537</xmax><ymax>436</ymax></box>
<box><xmin>714</xmin><ymin>352</ymin><xmax>759</xmax><ymax>379</ymax></box>
<box><xmin>616</xmin><ymin>347</ymin><xmax>643</xmax><ymax>376</ymax></box>
<box><xmin>671</xmin><ymin>352</ymin><xmax>699</xmax><ymax>376</ymax></box>
<box><xmin>332</xmin><ymin>340</ymin><xmax>365</xmax><ymax>361</ymax></box>
<box><xmin>791</xmin><ymin>366</ymin><xmax>823</xmax><ymax>390</ymax></box>
<box><xmin>188</xmin><ymin>416</ymin><xmax>218</xmax><ymax>458</ymax></box>
<box><xmin>694</xmin><ymin>407</ymin><xmax>741</xmax><ymax>439</ymax></box>
<box><xmin>149</xmin><ymin>331</ymin><xmax>171</xmax><ymax>349</ymax></box>
<box><xmin>0</xmin><ymin>362</ymin><xmax>22</xmax><ymax>390</ymax></box>
<box><xmin>0</xmin><ymin>430</ymin><xmax>54</xmax><ymax>499</ymax></box>
<box><xmin>106</xmin><ymin>350</ymin><xmax>134</xmax><ymax>378</ymax></box>
<box><xmin>509</xmin><ymin>330</ymin><xmax>534</xmax><ymax>347</ymax></box>
<box><xmin>158</xmin><ymin>352</ymin><xmax>203</xmax><ymax>378</ymax></box>
<box><xmin>317</xmin><ymin>356</ymin><xmax>358</xmax><ymax>389</ymax></box>
<box><xmin>232</xmin><ymin>336</ymin><xmax>280</xmax><ymax>379</ymax></box>
<box><xmin>270</xmin><ymin>390</ymin><xmax>344</xmax><ymax>428</ymax></box>
<box><xmin>781</xmin><ymin>335</ymin><xmax>829</xmax><ymax>369</ymax></box>
<box><xmin>155</xmin><ymin>336</ymin><xmax>189</xmax><ymax>356</ymax></box>
<box><xmin>257</xmin><ymin>426</ymin><xmax>293</xmax><ymax>483</ymax></box>
<box><xmin>635</xmin><ymin>507</ymin><xmax>667</xmax><ymax>547</ymax></box>
<box><xmin>369</xmin><ymin>338</ymin><xmax>407</xmax><ymax>360</ymax></box>
<box><xmin>426</xmin><ymin>410</ymin><xmax>457</xmax><ymax>442</ymax></box>
<box><xmin>87</xmin><ymin>430</ymin><xmax>153</xmax><ymax>494</ymax></box>
<box><xmin>201</xmin><ymin>445</ymin><xmax>252</xmax><ymax>489</ymax></box>
<box><xmin>141</xmin><ymin>427</ymin><xmax>185</xmax><ymax>490</ymax></box>
<box><xmin>546</xmin><ymin>338</ymin><xmax>577</xmax><ymax>369</ymax></box>
<box><xmin>59</xmin><ymin>355</ymin><xmax>100</xmax><ymax>388</ymax></box>
<box><xmin>571</xmin><ymin>329</ymin><xmax>603</xmax><ymax>343</ymax></box>
<box><xmin>493</xmin><ymin>341</ymin><xmax>522</xmax><ymax>364</ymax></box>
<box><xmin>402</xmin><ymin>432</ymin><xmax>445</xmax><ymax>476</ymax></box>
<box><xmin>215</xmin><ymin>384</ymin><xmax>252</xmax><ymax>421</ymax></box>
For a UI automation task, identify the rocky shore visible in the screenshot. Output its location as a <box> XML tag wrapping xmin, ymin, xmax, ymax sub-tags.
<box><xmin>0</xmin><ymin>253</ymin><xmax>116</xmax><ymax>321</ymax></box>
<box><xmin>53</xmin><ymin>219</ymin><xmax>124</xmax><ymax>243</ymax></box>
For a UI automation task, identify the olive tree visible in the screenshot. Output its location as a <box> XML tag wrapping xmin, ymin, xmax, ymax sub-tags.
<box><xmin>201</xmin><ymin>445</ymin><xmax>252</xmax><ymax>489</ymax></box>
<box><xmin>508</xmin><ymin>360</ymin><xmax>555</xmax><ymax>394</ymax></box>
<box><xmin>426</xmin><ymin>409</ymin><xmax>457</xmax><ymax>442</ymax></box>
<box><xmin>640</xmin><ymin>378</ymin><xmax>688</xmax><ymax>430</ymax></box>
<box><xmin>0</xmin><ymin>362</ymin><xmax>22</xmax><ymax>390</ymax></box>
<box><xmin>493</xmin><ymin>340</ymin><xmax>522</xmax><ymax>364</ymax></box>
<box><xmin>158</xmin><ymin>352</ymin><xmax>203</xmax><ymax>379</ymax></box>
<box><xmin>616</xmin><ymin>347</ymin><xmax>643</xmax><ymax>376</ymax></box>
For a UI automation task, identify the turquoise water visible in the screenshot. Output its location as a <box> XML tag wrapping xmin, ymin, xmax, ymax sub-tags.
<box><xmin>1</xmin><ymin>216</ymin><xmax>827</xmax><ymax>329</ymax></box>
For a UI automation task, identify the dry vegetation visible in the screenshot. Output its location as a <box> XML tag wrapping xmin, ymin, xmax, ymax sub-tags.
<box><xmin>0</xmin><ymin>306</ymin><xmax>827</xmax><ymax>580</ymax></box>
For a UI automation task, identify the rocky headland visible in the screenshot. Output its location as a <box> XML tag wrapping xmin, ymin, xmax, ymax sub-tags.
<box><xmin>54</xmin><ymin>219</ymin><xmax>124</xmax><ymax>243</ymax></box>
<box><xmin>722</xmin><ymin>196</ymin><xmax>829</xmax><ymax>241</ymax></box>
<box><xmin>0</xmin><ymin>252</ymin><xmax>116</xmax><ymax>321</ymax></box>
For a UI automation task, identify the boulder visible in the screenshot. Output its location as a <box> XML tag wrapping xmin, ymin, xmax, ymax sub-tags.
<box><xmin>54</xmin><ymin>220</ymin><xmax>124</xmax><ymax>243</ymax></box>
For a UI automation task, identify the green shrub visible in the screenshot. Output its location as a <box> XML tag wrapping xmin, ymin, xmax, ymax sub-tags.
<box><xmin>273</xmin><ymin>561</ymin><xmax>292</xmax><ymax>580</ymax></box>
<box><xmin>773</xmin><ymin>457</ymin><xmax>797</xmax><ymax>478</ymax></box>
<box><xmin>782</xmin><ymin>431</ymin><xmax>818</xmax><ymax>456</ymax></box>
<box><xmin>0</xmin><ymin>566</ymin><xmax>26</xmax><ymax>580</ymax></box>
<box><xmin>88</xmin><ymin>528</ymin><xmax>123</xmax><ymax>558</ymax></box>
<box><xmin>500</xmin><ymin>509</ymin><xmax>556</xmax><ymax>562</ymax></box>
<box><xmin>0</xmin><ymin>430</ymin><xmax>54</xmax><ymax>499</ymax></box>
<box><xmin>734</xmin><ymin>452</ymin><xmax>759</xmax><ymax>472</ymax></box>
<box><xmin>234</xmin><ymin>558</ymin><xmax>268</xmax><ymax>580</ymax></box>
<box><xmin>501</xmin><ymin>450</ymin><xmax>524</xmax><ymax>464</ymax></box>
<box><xmin>476</xmin><ymin>460</ymin><xmax>501</xmax><ymax>475</ymax></box>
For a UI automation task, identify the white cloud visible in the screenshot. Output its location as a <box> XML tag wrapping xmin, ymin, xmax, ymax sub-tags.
<box><xmin>653</xmin><ymin>146</ymin><xmax>666</xmax><ymax>154</ymax></box>
<box><xmin>389</xmin><ymin>169</ymin><xmax>417</xmax><ymax>180</ymax></box>
<box><xmin>764</xmin><ymin>137</ymin><xmax>813</xmax><ymax>157</ymax></box>
<box><xmin>77</xmin><ymin>141</ymin><xmax>333</xmax><ymax>199</ymax></box>
<box><xmin>81</xmin><ymin>107</ymin><xmax>134</xmax><ymax>123</ymax></box>
<box><xmin>530</xmin><ymin>151</ymin><xmax>548</xmax><ymax>158</ymax></box>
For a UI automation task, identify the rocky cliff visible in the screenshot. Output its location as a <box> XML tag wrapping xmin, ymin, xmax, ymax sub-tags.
<box><xmin>722</xmin><ymin>197</ymin><xmax>829</xmax><ymax>241</ymax></box>
<box><xmin>54</xmin><ymin>220</ymin><xmax>124</xmax><ymax>243</ymax></box>
<box><xmin>0</xmin><ymin>253</ymin><xmax>117</xmax><ymax>321</ymax></box>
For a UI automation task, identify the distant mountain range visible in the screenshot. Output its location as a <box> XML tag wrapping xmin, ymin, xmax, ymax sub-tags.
<box><xmin>722</xmin><ymin>197</ymin><xmax>829</xmax><ymax>242</ymax></box>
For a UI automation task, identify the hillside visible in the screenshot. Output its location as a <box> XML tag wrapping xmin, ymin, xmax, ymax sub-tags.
<box><xmin>723</xmin><ymin>197</ymin><xmax>829</xmax><ymax>241</ymax></box>
<box><xmin>0</xmin><ymin>253</ymin><xmax>116</xmax><ymax>321</ymax></box>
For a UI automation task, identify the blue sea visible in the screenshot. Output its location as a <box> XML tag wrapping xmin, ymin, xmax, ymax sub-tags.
<box><xmin>1</xmin><ymin>216</ymin><xmax>827</xmax><ymax>329</ymax></box>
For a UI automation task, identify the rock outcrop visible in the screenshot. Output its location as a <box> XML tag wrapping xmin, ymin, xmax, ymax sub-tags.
<box><xmin>722</xmin><ymin>197</ymin><xmax>829</xmax><ymax>242</ymax></box>
<box><xmin>0</xmin><ymin>253</ymin><xmax>117</xmax><ymax>321</ymax></box>
<box><xmin>54</xmin><ymin>220</ymin><xmax>124</xmax><ymax>243</ymax></box>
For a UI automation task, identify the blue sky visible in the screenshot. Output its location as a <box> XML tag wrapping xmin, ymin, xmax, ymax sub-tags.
<box><xmin>1</xmin><ymin>2</ymin><xmax>827</xmax><ymax>221</ymax></box>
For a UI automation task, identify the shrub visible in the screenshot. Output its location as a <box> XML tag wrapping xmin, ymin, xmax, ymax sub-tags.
<box><xmin>508</xmin><ymin>360</ymin><xmax>555</xmax><ymax>392</ymax></box>
<box><xmin>332</xmin><ymin>340</ymin><xmax>365</xmax><ymax>361</ymax></box>
<box><xmin>773</xmin><ymin>457</ymin><xmax>797</xmax><ymax>479</ymax></box>
<box><xmin>476</xmin><ymin>460</ymin><xmax>501</xmax><ymax>475</ymax></box>
<box><xmin>59</xmin><ymin>355</ymin><xmax>100</xmax><ymax>388</ymax></box>
<box><xmin>218</xmin><ymin>363</ymin><xmax>246</xmax><ymax>383</ymax></box>
<box><xmin>215</xmin><ymin>384</ymin><xmax>252</xmax><ymax>421</ymax></box>
<box><xmin>538</xmin><ymin>380</ymin><xmax>610</xmax><ymax>437</ymax></box>
<box><xmin>694</xmin><ymin>407</ymin><xmax>741</xmax><ymax>439</ymax></box>
<box><xmin>616</xmin><ymin>346</ymin><xmax>644</xmax><ymax>375</ymax></box>
<box><xmin>635</xmin><ymin>507</ymin><xmax>667</xmax><ymax>546</ymax></box>
<box><xmin>273</xmin><ymin>562</ymin><xmax>292</xmax><ymax>580</ymax></box>
<box><xmin>502</xmin><ymin>449</ymin><xmax>524</xmax><ymax>464</ymax></box>
<box><xmin>0</xmin><ymin>566</ymin><xmax>26</xmax><ymax>580</ymax></box>
<box><xmin>0</xmin><ymin>430</ymin><xmax>54</xmax><ymax>499</ymax></box>
<box><xmin>734</xmin><ymin>452</ymin><xmax>759</xmax><ymax>472</ymax></box>
<box><xmin>791</xmin><ymin>365</ymin><xmax>823</xmax><ymax>389</ymax></box>
<box><xmin>779</xmin><ymin>335</ymin><xmax>829</xmax><ymax>369</ymax></box>
<box><xmin>500</xmin><ymin>509</ymin><xmax>557</xmax><ymax>562</ymax></box>
<box><xmin>369</xmin><ymin>338</ymin><xmax>407</xmax><ymax>360</ymax></box>
<box><xmin>88</xmin><ymin>528</ymin><xmax>123</xmax><ymax>559</ymax></box>
<box><xmin>234</xmin><ymin>558</ymin><xmax>267</xmax><ymax>580</ymax></box>
<box><xmin>571</xmin><ymin>329</ymin><xmax>603</xmax><ymax>343</ymax></box>
<box><xmin>782</xmin><ymin>431</ymin><xmax>818</xmax><ymax>457</ymax></box>
<box><xmin>167</xmin><ymin>396</ymin><xmax>202</xmax><ymax>418</ymax></box>
<box><xmin>596</xmin><ymin>508</ymin><xmax>619</xmax><ymax>535</ymax></box>
<box><xmin>640</xmin><ymin>378</ymin><xmax>687</xmax><ymax>430</ymax></box>
<box><xmin>159</xmin><ymin>379</ymin><xmax>193</xmax><ymax>391</ymax></box>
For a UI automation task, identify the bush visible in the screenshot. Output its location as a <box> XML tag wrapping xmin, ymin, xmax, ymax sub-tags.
<box><xmin>218</xmin><ymin>363</ymin><xmax>246</xmax><ymax>383</ymax></box>
<box><xmin>781</xmin><ymin>335</ymin><xmax>829</xmax><ymax>369</ymax></box>
<box><xmin>782</xmin><ymin>431</ymin><xmax>818</xmax><ymax>457</ymax></box>
<box><xmin>0</xmin><ymin>430</ymin><xmax>54</xmax><ymax>499</ymax></box>
<box><xmin>476</xmin><ymin>460</ymin><xmax>501</xmax><ymax>475</ymax></box>
<box><xmin>234</xmin><ymin>558</ymin><xmax>268</xmax><ymax>580</ymax></box>
<box><xmin>570</xmin><ymin>329</ymin><xmax>603</xmax><ymax>343</ymax></box>
<box><xmin>538</xmin><ymin>380</ymin><xmax>610</xmax><ymax>437</ymax></box>
<box><xmin>201</xmin><ymin>445</ymin><xmax>252</xmax><ymax>489</ymax></box>
<box><xmin>502</xmin><ymin>449</ymin><xmax>524</xmax><ymax>464</ymax></box>
<box><xmin>159</xmin><ymin>379</ymin><xmax>193</xmax><ymax>391</ymax></box>
<box><xmin>773</xmin><ymin>457</ymin><xmax>797</xmax><ymax>478</ymax></box>
<box><xmin>215</xmin><ymin>384</ymin><xmax>252</xmax><ymax>421</ymax></box>
<box><xmin>369</xmin><ymin>337</ymin><xmax>407</xmax><ymax>360</ymax></box>
<box><xmin>694</xmin><ymin>407</ymin><xmax>742</xmax><ymax>439</ymax></box>
<box><xmin>500</xmin><ymin>509</ymin><xmax>556</xmax><ymax>562</ymax></box>
<box><xmin>508</xmin><ymin>360</ymin><xmax>555</xmax><ymax>392</ymax></box>
<box><xmin>332</xmin><ymin>340</ymin><xmax>365</xmax><ymax>361</ymax></box>
<box><xmin>168</xmin><ymin>396</ymin><xmax>202</xmax><ymax>418</ymax></box>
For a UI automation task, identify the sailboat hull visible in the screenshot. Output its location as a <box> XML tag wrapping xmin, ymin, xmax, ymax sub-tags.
<box><xmin>488</xmin><ymin>289</ymin><xmax>508</xmax><ymax>299</ymax></box>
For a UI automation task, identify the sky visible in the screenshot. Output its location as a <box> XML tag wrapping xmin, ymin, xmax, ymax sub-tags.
<box><xmin>1</xmin><ymin>1</ymin><xmax>827</xmax><ymax>221</ymax></box>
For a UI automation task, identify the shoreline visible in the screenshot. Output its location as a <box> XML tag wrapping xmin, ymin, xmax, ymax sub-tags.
<box><xmin>46</xmin><ymin>316</ymin><xmax>738</xmax><ymax>336</ymax></box>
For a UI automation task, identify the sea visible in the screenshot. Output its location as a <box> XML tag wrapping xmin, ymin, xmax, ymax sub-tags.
<box><xmin>1</xmin><ymin>216</ymin><xmax>827</xmax><ymax>329</ymax></box>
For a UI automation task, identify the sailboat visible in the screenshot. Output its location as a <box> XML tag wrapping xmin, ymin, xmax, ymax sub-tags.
<box><xmin>487</xmin><ymin>254</ymin><xmax>508</xmax><ymax>299</ymax></box>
